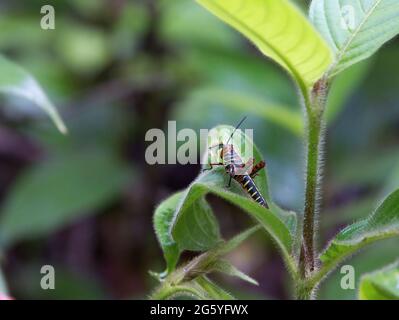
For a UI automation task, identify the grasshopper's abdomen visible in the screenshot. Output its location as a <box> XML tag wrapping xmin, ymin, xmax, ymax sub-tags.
<box><xmin>237</xmin><ymin>175</ymin><xmax>268</xmax><ymax>208</ymax></box>
<box><xmin>220</xmin><ymin>145</ymin><xmax>268</xmax><ymax>208</ymax></box>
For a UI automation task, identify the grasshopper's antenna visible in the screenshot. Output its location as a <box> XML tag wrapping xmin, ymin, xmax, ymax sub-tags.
<box><xmin>226</xmin><ymin>116</ymin><xmax>247</xmax><ymax>145</ymax></box>
<box><xmin>208</xmin><ymin>116</ymin><xmax>247</xmax><ymax>150</ymax></box>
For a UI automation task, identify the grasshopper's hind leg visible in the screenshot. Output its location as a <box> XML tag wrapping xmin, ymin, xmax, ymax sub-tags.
<box><xmin>250</xmin><ymin>160</ymin><xmax>266</xmax><ymax>178</ymax></box>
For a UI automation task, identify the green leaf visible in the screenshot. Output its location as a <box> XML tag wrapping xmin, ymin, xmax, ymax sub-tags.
<box><xmin>179</xmin><ymin>225</ymin><xmax>261</xmax><ymax>282</ymax></box>
<box><xmin>171</xmin><ymin>193</ymin><xmax>221</xmax><ymax>253</ymax></box>
<box><xmin>318</xmin><ymin>239</ymin><xmax>398</xmax><ymax>299</ymax></box>
<box><xmin>194</xmin><ymin>276</ymin><xmax>235</xmax><ymax>300</ymax></box>
<box><xmin>153</xmin><ymin>192</ymin><xmax>183</xmax><ymax>275</ymax></box>
<box><xmin>153</xmin><ymin>170</ymin><xmax>265</xmax><ymax>276</ymax></box>
<box><xmin>150</xmin><ymin>226</ymin><xmax>260</xmax><ymax>299</ymax></box>
<box><xmin>0</xmin><ymin>55</ymin><xmax>67</xmax><ymax>134</ymax></box>
<box><xmin>310</xmin><ymin>0</ymin><xmax>399</xmax><ymax>77</ymax></box>
<box><xmin>359</xmin><ymin>260</ymin><xmax>399</xmax><ymax>300</ymax></box>
<box><xmin>212</xmin><ymin>259</ymin><xmax>259</xmax><ymax>285</ymax></box>
<box><xmin>0</xmin><ymin>151</ymin><xmax>131</xmax><ymax>247</ymax></box>
<box><xmin>320</xmin><ymin>189</ymin><xmax>399</xmax><ymax>271</ymax></box>
<box><xmin>153</xmin><ymin>190</ymin><xmax>221</xmax><ymax>275</ymax></box>
<box><xmin>196</xmin><ymin>0</ymin><xmax>333</xmax><ymax>90</ymax></box>
<box><xmin>152</xmin><ymin>276</ymin><xmax>235</xmax><ymax>300</ymax></box>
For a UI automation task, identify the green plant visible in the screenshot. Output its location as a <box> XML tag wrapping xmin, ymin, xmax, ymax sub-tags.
<box><xmin>151</xmin><ymin>0</ymin><xmax>399</xmax><ymax>300</ymax></box>
<box><xmin>358</xmin><ymin>260</ymin><xmax>399</xmax><ymax>299</ymax></box>
<box><xmin>0</xmin><ymin>55</ymin><xmax>66</xmax><ymax>134</ymax></box>
<box><xmin>0</xmin><ymin>53</ymin><xmax>67</xmax><ymax>296</ymax></box>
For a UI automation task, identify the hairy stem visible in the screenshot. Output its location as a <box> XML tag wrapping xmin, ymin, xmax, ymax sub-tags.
<box><xmin>295</xmin><ymin>280</ymin><xmax>314</xmax><ymax>300</ymax></box>
<box><xmin>298</xmin><ymin>79</ymin><xmax>329</xmax><ymax>298</ymax></box>
<box><xmin>303</xmin><ymin>110</ymin><xmax>323</xmax><ymax>272</ymax></box>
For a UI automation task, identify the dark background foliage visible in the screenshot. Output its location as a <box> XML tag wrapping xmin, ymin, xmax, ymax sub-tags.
<box><xmin>0</xmin><ymin>0</ymin><xmax>398</xmax><ymax>299</ymax></box>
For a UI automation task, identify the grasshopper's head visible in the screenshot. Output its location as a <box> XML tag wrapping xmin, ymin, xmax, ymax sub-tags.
<box><xmin>206</xmin><ymin>116</ymin><xmax>247</xmax><ymax>165</ymax></box>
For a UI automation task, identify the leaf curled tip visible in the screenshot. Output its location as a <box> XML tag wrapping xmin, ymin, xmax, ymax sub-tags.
<box><xmin>0</xmin><ymin>55</ymin><xmax>68</xmax><ymax>134</ymax></box>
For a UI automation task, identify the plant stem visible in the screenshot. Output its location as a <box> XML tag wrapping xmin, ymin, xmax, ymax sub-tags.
<box><xmin>298</xmin><ymin>79</ymin><xmax>329</xmax><ymax>292</ymax></box>
<box><xmin>295</xmin><ymin>280</ymin><xmax>313</xmax><ymax>300</ymax></box>
<box><xmin>302</xmin><ymin>110</ymin><xmax>322</xmax><ymax>272</ymax></box>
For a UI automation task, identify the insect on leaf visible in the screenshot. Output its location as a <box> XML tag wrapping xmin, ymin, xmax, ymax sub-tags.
<box><xmin>203</xmin><ymin>125</ymin><xmax>297</xmax><ymax>233</ymax></box>
<box><xmin>310</xmin><ymin>0</ymin><xmax>399</xmax><ymax>77</ymax></box>
<box><xmin>196</xmin><ymin>0</ymin><xmax>333</xmax><ymax>91</ymax></box>
<box><xmin>171</xmin><ymin>172</ymin><xmax>296</xmax><ymax>272</ymax></box>
<box><xmin>204</xmin><ymin>124</ymin><xmax>271</xmax><ymax>199</ymax></box>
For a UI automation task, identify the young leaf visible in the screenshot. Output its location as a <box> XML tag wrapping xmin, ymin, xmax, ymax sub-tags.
<box><xmin>310</xmin><ymin>0</ymin><xmax>399</xmax><ymax>77</ymax></box>
<box><xmin>194</xmin><ymin>276</ymin><xmax>235</xmax><ymax>300</ymax></box>
<box><xmin>150</xmin><ymin>226</ymin><xmax>260</xmax><ymax>299</ymax></box>
<box><xmin>212</xmin><ymin>259</ymin><xmax>259</xmax><ymax>286</ymax></box>
<box><xmin>180</xmin><ymin>225</ymin><xmax>261</xmax><ymax>283</ymax></box>
<box><xmin>0</xmin><ymin>55</ymin><xmax>67</xmax><ymax>134</ymax></box>
<box><xmin>153</xmin><ymin>189</ymin><xmax>221</xmax><ymax>277</ymax></box>
<box><xmin>170</xmin><ymin>193</ymin><xmax>221</xmax><ymax>252</ymax></box>
<box><xmin>359</xmin><ymin>260</ymin><xmax>399</xmax><ymax>300</ymax></box>
<box><xmin>152</xmin><ymin>276</ymin><xmax>235</xmax><ymax>300</ymax></box>
<box><xmin>196</xmin><ymin>0</ymin><xmax>333</xmax><ymax>91</ymax></box>
<box><xmin>153</xmin><ymin>192</ymin><xmax>184</xmax><ymax>275</ymax></box>
<box><xmin>319</xmin><ymin>189</ymin><xmax>399</xmax><ymax>272</ymax></box>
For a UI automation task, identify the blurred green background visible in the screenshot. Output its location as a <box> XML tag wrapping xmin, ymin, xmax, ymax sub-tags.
<box><xmin>0</xmin><ymin>0</ymin><xmax>398</xmax><ymax>299</ymax></box>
